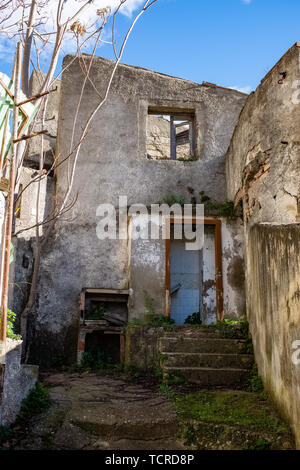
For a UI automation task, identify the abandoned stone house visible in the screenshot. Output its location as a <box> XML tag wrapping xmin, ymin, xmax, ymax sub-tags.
<box><xmin>7</xmin><ymin>43</ymin><xmax>300</xmax><ymax>445</ymax></box>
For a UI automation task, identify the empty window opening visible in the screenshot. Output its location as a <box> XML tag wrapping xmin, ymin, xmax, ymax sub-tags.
<box><xmin>147</xmin><ymin>110</ymin><xmax>195</xmax><ymax>161</ymax></box>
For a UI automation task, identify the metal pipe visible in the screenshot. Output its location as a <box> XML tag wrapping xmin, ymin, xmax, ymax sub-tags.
<box><xmin>0</xmin><ymin>43</ymin><xmax>22</xmax><ymax>364</ymax></box>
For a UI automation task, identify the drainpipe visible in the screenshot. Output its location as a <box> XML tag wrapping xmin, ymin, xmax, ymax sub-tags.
<box><xmin>0</xmin><ymin>43</ymin><xmax>22</xmax><ymax>365</ymax></box>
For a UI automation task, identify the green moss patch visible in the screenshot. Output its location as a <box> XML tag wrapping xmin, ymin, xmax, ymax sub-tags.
<box><xmin>174</xmin><ymin>391</ymin><xmax>290</xmax><ymax>435</ymax></box>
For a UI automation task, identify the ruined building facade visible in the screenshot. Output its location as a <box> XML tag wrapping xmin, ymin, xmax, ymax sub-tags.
<box><xmin>10</xmin><ymin>44</ymin><xmax>300</xmax><ymax>446</ymax></box>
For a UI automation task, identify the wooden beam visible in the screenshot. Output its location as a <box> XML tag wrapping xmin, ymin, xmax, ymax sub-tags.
<box><xmin>170</xmin><ymin>117</ymin><xmax>177</xmax><ymax>160</ymax></box>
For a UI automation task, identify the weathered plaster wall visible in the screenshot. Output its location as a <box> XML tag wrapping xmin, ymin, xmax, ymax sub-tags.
<box><xmin>248</xmin><ymin>224</ymin><xmax>300</xmax><ymax>448</ymax></box>
<box><xmin>227</xmin><ymin>44</ymin><xmax>300</xmax><ymax>225</ymax></box>
<box><xmin>129</xmin><ymin>233</ymin><xmax>166</xmax><ymax>320</ymax></box>
<box><xmin>129</xmin><ymin>216</ymin><xmax>246</xmax><ymax>322</ymax></box>
<box><xmin>226</xmin><ymin>43</ymin><xmax>300</xmax><ymax>448</ymax></box>
<box><xmin>20</xmin><ymin>56</ymin><xmax>247</xmax><ymax>363</ymax></box>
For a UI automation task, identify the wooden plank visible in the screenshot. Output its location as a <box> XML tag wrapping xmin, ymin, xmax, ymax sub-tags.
<box><xmin>170</xmin><ymin>117</ymin><xmax>177</xmax><ymax>160</ymax></box>
<box><xmin>83</xmin><ymin>288</ymin><xmax>129</xmax><ymax>295</ymax></box>
<box><xmin>86</xmin><ymin>296</ymin><xmax>128</xmax><ymax>303</ymax></box>
<box><xmin>214</xmin><ymin>220</ymin><xmax>224</xmax><ymax>322</ymax></box>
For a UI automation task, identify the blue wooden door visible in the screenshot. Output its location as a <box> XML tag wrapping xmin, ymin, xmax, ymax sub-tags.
<box><xmin>170</xmin><ymin>239</ymin><xmax>202</xmax><ymax>324</ymax></box>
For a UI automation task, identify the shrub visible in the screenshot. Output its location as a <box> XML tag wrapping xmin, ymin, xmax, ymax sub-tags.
<box><xmin>19</xmin><ymin>382</ymin><xmax>50</xmax><ymax>419</ymax></box>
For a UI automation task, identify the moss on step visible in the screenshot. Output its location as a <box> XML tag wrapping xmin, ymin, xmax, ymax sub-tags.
<box><xmin>174</xmin><ymin>390</ymin><xmax>289</xmax><ymax>434</ymax></box>
<box><xmin>174</xmin><ymin>390</ymin><xmax>294</xmax><ymax>450</ymax></box>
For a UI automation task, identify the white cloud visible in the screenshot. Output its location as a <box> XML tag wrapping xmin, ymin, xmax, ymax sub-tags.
<box><xmin>0</xmin><ymin>1</ymin><xmax>145</xmax><ymax>34</ymax></box>
<box><xmin>242</xmin><ymin>0</ymin><xmax>252</xmax><ymax>4</ymax></box>
<box><xmin>46</xmin><ymin>0</ymin><xmax>146</xmax><ymax>28</ymax></box>
<box><xmin>229</xmin><ymin>85</ymin><xmax>252</xmax><ymax>94</ymax></box>
<box><xmin>0</xmin><ymin>1</ymin><xmax>147</xmax><ymax>69</ymax></box>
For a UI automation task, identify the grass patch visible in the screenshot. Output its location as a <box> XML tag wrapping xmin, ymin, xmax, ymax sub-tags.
<box><xmin>174</xmin><ymin>391</ymin><xmax>289</xmax><ymax>434</ymax></box>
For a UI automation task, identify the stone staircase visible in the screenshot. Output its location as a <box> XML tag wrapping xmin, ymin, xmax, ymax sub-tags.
<box><xmin>159</xmin><ymin>327</ymin><xmax>254</xmax><ymax>387</ymax></box>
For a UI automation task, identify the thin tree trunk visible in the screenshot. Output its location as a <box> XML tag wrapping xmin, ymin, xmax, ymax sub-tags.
<box><xmin>22</xmin><ymin>0</ymin><xmax>37</xmax><ymax>96</ymax></box>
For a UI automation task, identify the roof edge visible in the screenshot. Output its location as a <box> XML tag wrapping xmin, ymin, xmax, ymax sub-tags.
<box><xmin>63</xmin><ymin>54</ymin><xmax>248</xmax><ymax>96</ymax></box>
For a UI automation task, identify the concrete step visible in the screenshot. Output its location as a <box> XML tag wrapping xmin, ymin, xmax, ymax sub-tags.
<box><xmin>164</xmin><ymin>367</ymin><xmax>250</xmax><ymax>386</ymax></box>
<box><xmin>164</xmin><ymin>326</ymin><xmax>222</xmax><ymax>338</ymax></box>
<box><xmin>159</xmin><ymin>337</ymin><xmax>248</xmax><ymax>354</ymax></box>
<box><xmin>162</xmin><ymin>352</ymin><xmax>254</xmax><ymax>370</ymax></box>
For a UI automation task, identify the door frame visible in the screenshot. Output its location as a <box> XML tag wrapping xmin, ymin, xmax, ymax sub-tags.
<box><xmin>165</xmin><ymin>218</ymin><xmax>224</xmax><ymax>322</ymax></box>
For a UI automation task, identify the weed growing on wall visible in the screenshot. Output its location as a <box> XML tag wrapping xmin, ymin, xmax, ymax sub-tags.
<box><xmin>162</xmin><ymin>188</ymin><xmax>235</xmax><ymax>217</ymax></box>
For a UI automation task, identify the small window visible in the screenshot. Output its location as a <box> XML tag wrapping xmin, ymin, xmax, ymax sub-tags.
<box><xmin>147</xmin><ymin>109</ymin><xmax>196</xmax><ymax>161</ymax></box>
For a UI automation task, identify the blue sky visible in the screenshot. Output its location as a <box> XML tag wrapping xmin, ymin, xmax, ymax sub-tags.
<box><xmin>105</xmin><ymin>0</ymin><xmax>300</xmax><ymax>93</ymax></box>
<box><xmin>1</xmin><ymin>0</ymin><xmax>300</xmax><ymax>93</ymax></box>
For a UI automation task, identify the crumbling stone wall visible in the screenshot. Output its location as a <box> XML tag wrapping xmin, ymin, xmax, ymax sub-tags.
<box><xmin>227</xmin><ymin>44</ymin><xmax>300</xmax><ymax>224</ymax></box>
<box><xmin>226</xmin><ymin>43</ymin><xmax>300</xmax><ymax>448</ymax></box>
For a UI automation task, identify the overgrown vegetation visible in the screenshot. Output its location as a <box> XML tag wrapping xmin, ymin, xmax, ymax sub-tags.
<box><xmin>177</xmin><ymin>156</ymin><xmax>198</xmax><ymax>162</ymax></box>
<box><xmin>246</xmin><ymin>438</ymin><xmax>271</xmax><ymax>451</ymax></box>
<box><xmin>0</xmin><ymin>308</ymin><xmax>22</xmax><ymax>340</ymax></box>
<box><xmin>159</xmin><ymin>383</ymin><xmax>176</xmax><ymax>399</ymax></box>
<box><xmin>207</xmin><ymin>318</ymin><xmax>249</xmax><ymax>339</ymax></box>
<box><xmin>162</xmin><ymin>188</ymin><xmax>235</xmax><ymax>217</ymax></box>
<box><xmin>182</xmin><ymin>424</ymin><xmax>197</xmax><ymax>446</ymax></box>
<box><xmin>18</xmin><ymin>382</ymin><xmax>50</xmax><ymax>420</ymax></box>
<box><xmin>165</xmin><ymin>371</ymin><xmax>186</xmax><ymax>386</ymax></box>
<box><xmin>163</xmin><ymin>194</ymin><xmax>185</xmax><ymax>207</ymax></box>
